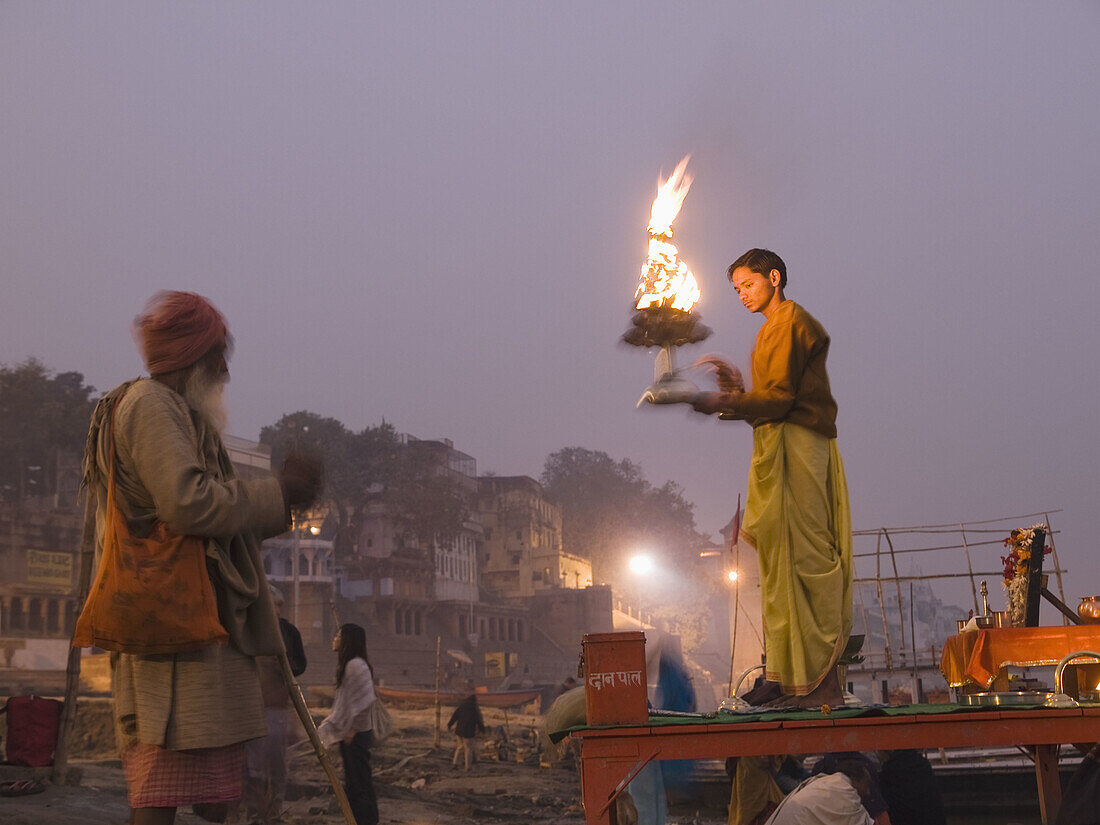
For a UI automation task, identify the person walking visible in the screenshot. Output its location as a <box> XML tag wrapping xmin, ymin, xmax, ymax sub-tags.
<box><xmin>447</xmin><ymin>687</ymin><xmax>486</xmax><ymax>771</ymax></box>
<box><xmin>317</xmin><ymin>624</ymin><xmax>379</xmax><ymax>825</ymax></box>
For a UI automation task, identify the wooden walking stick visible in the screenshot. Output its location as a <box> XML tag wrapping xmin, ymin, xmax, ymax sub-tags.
<box><xmin>433</xmin><ymin>635</ymin><xmax>442</xmax><ymax>748</ymax></box>
<box><xmin>54</xmin><ymin>491</ymin><xmax>97</xmax><ymax>784</ymax></box>
<box><xmin>276</xmin><ymin>647</ymin><xmax>357</xmax><ymax>825</ymax></box>
<box><xmin>260</xmin><ymin>564</ymin><xmax>356</xmax><ymax>825</ymax></box>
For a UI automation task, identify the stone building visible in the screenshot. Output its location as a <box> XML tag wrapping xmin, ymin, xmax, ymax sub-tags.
<box><xmin>0</xmin><ymin>502</ymin><xmax>82</xmax><ymax>671</ymax></box>
<box><xmin>477</xmin><ymin>475</ymin><xmax>592</xmax><ymax>598</ymax></box>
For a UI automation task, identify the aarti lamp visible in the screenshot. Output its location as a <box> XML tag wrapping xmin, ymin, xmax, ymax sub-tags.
<box><xmin>622</xmin><ymin>156</ymin><xmax>711</xmax><ymax>406</ymax></box>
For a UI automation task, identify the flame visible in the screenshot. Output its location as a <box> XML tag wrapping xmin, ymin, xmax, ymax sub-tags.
<box><xmin>634</xmin><ymin>156</ymin><xmax>700</xmax><ymax>313</ymax></box>
<box><xmin>647</xmin><ymin>155</ymin><xmax>693</xmax><ymax>237</ymax></box>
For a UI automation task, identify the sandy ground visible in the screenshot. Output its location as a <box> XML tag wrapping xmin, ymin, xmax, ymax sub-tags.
<box><xmin>0</xmin><ymin>698</ymin><xmax>650</xmax><ymax>825</ymax></box>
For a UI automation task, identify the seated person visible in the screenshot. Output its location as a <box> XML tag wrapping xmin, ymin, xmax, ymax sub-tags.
<box><xmin>812</xmin><ymin>751</ymin><xmax>889</xmax><ymax>824</ymax></box>
<box><xmin>878</xmin><ymin>749</ymin><xmax>946</xmax><ymax>825</ymax></box>
<box><xmin>765</xmin><ymin>760</ymin><xmax>873</xmax><ymax>825</ymax></box>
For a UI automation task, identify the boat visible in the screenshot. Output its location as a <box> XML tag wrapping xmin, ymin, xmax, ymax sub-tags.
<box><xmin>377</xmin><ymin>685</ymin><xmax>542</xmax><ymax>708</ymax></box>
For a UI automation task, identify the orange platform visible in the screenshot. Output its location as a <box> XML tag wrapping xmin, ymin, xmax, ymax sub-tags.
<box><xmin>571</xmin><ymin>705</ymin><xmax>1100</xmax><ymax>825</ymax></box>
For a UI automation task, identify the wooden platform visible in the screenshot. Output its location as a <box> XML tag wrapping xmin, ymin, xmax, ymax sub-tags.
<box><xmin>570</xmin><ymin>705</ymin><xmax>1100</xmax><ymax>825</ymax></box>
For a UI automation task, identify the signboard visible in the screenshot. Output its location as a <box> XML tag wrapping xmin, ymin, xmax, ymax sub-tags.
<box><xmin>26</xmin><ymin>550</ymin><xmax>73</xmax><ymax>588</ymax></box>
<box><xmin>484</xmin><ymin>651</ymin><xmax>506</xmax><ymax>678</ymax></box>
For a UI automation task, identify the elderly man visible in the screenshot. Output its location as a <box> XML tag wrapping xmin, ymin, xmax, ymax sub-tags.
<box><xmin>692</xmin><ymin>249</ymin><xmax>851</xmax><ymax>708</ymax></box>
<box><xmin>74</xmin><ymin>291</ymin><xmax>320</xmax><ymax>825</ymax></box>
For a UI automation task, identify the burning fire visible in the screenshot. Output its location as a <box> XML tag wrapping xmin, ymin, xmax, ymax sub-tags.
<box><xmin>635</xmin><ymin>155</ymin><xmax>700</xmax><ymax>313</ymax></box>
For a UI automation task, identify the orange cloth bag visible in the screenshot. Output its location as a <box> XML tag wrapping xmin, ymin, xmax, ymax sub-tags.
<box><xmin>73</xmin><ymin>413</ymin><xmax>228</xmax><ymax>655</ymax></box>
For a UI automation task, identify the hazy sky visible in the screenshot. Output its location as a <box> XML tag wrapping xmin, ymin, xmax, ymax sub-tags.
<box><xmin>3</xmin><ymin>2</ymin><xmax>1098</xmax><ymax>602</ymax></box>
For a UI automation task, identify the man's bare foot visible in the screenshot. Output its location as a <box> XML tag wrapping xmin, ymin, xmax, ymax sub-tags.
<box><xmin>761</xmin><ymin>669</ymin><xmax>845</xmax><ymax>710</ymax></box>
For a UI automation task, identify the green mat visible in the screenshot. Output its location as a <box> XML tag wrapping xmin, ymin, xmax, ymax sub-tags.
<box><xmin>551</xmin><ymin>702</ymin><xmax>1053</xmax><ymax>743</ymax></box>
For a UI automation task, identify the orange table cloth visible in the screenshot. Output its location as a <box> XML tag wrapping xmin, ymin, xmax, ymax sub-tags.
<box><xmin>940</xmin><ymin>625</ymin><xmax>1100</xmax><ymax>688</ymax></box>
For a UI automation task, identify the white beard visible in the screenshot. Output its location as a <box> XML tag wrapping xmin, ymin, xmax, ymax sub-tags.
<box><xmin>183</xmin><ymin>370</ymin><xmax>229</xmax><ymax>434</ymax></box>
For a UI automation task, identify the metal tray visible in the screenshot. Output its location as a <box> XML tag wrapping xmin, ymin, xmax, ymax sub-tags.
<box><xmin>960</xmin><ymin>690</ymin><xmax>1052</xmax><ymax>707</ymax></box>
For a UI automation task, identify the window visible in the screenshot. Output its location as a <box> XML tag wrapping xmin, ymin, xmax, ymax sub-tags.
<box><xmin>507</xmin><ymin>620</ymin><xmax>515</xmax><ymax>642</ymax></box>
<box><xmin>404</xmin><ymin>611</ymin><xmax>413</xmax><ymax>635</ymax></box>
<box><xmin>10</xmin><ymin>598</ymin><xmax>24</xmax><ymax>631</ymax></box>
<box><xmin>394</xmin><ymin>611</ymin><xmax>402</xmax><ymax>634</ymax></box>
<box><xmin>517</xmin><ymin>621</ymin><xmax>524</xmax><ymax>643</ymax></box>
<box><xmin>28</xmin><ymin>598</ymin><xmax>43</xmax><ymax>633</ymax></box>
<box><xmin>47</xmin><ymin>600</ymin><xmax>60</xmax><ymax>634</ymax></box>
<box><xmin>414</xmin><ymin>612</ymin><xmax>422</xmax><ymax>635</ymax></box>
<box><xmin>299</xmin><ymin>557</ymin><xmax>310</xmax><ymax>576</ymax></box>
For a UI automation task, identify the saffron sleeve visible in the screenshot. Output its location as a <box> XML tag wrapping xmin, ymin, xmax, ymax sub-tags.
<box><xmin>722</xmin><ymin>314</ymin><xmax>816</xmax><ymax>422</ymax></box>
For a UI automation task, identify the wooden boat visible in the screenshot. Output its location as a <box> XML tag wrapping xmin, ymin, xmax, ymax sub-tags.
<box><xmin>377</xmin><ymin>685</ymin><xmax>541</xmax><ymax>708</ymax></box>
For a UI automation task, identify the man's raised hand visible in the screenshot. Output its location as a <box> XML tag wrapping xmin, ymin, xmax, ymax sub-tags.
<box><xmin>693</xmin><ymin>355</ymin><xmax>745</xmax><ymax>393</ymax></box>
<box><xmin>279</xmin><ymin>450</ymin><xmax>324</xmax><ymax>511</ymax></box>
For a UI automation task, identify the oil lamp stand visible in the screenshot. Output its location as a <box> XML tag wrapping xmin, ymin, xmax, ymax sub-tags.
<box><xmin>636</xmin><ymin>344</ymin><xmax>701</xmax><ymax>407</ymax></box>
<box><xmin>622</xmin><ymin>306</ymin><xmax>711</xmax><ymax>408</ymax></box>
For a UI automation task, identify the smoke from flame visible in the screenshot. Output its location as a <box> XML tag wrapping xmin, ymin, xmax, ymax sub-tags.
<box><xmin>635</xmin><ymin>156</ymin><xmax>700</xmax><ymax>313</ymax></box>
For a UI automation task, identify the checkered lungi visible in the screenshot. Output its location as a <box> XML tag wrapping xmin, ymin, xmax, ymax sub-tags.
<box><xmin>122</xmin><ymin>742</ymin><xmax>245</xmax><ymax>808</ymax></box>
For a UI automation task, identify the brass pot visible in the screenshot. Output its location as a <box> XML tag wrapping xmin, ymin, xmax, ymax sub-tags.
<box><xmin>1078</xmin><ymin>596</ymin><xmax>1100</xmax><ymax>623</ymax></box>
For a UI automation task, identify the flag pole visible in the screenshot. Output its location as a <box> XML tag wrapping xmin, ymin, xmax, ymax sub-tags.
<box><xmin>727</xmin><ymin>494</ymin><xmax>741</xmax><ymax>695</ymax></box>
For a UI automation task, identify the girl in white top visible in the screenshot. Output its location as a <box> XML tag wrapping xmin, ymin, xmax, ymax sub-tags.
<box><xmin>317</xmin><ymin>623</ymin><xmax>378</xmax><ymax>825</ymax></box>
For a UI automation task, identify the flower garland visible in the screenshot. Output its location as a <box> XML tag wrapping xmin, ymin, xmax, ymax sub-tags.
<box><xmin>1000</xmin><ymin>524</ymin><xmax>1051</xmax><ymax>625</ymax></box>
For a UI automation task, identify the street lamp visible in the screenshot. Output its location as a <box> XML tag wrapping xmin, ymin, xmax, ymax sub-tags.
<box><xmin>628</xmin><ymin>554</ymin><xmax>655</xmax><ymax>575</ymax></box>
<box><xmin>727</xmin><ymin>569</ymin><xmax>739</xmax><ymax>583</ymax></box>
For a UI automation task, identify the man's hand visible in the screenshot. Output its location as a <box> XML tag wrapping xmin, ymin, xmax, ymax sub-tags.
<box><xmin>691</xmin><ymin>391</ymin><xmax>729</xmax><ymax>416</ymax></box>
<box><xmin>279</xmin><ymin>450</ymin><xmax>324</xmax><ymax>511</ymax></box>
<box><xmin>693</xmin><ymin>355</ymin><xmax>745</xmax><ymax>393</ymax></box>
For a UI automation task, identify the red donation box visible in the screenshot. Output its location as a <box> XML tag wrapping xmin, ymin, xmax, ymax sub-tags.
<box><xmin>582</xmin><ymin>631</ymin><xmax>648</xmax><ymax>725</ymax></box>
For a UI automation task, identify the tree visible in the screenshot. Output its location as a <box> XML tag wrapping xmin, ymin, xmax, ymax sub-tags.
<box><xmin>0</xmin><ymin>359</ymin><xmax>99</xmax><ymax>503</ymax></box>
<box><xmin>260</xmin><ymin>413</ymin><xmax>470</xmax><ymax>557</ymax></box>
<box><xmin>541</xmin><ymin>447</ymin><xmax>707</xmax><ymax>581</ymax></box>
<box><xmin>541</xmin><ymin>446</ymin><xmax>715</xmax><ymax>651</ymax></box>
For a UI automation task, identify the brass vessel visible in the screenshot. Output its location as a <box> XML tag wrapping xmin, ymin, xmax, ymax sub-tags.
<box><xmin>1078</xmin><ymin>596</ymin><xmax>1100</xmax><ymax>623</ymax></box>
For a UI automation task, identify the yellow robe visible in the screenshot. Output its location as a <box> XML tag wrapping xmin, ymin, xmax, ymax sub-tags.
<box><xmin>727</xmin><ymin>301</ymin><xmax>852</xmax><ymax>695</ymax></box>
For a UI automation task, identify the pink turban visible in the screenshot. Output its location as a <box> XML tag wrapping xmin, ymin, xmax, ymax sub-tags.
<box><xmin>135</xmin><ymin>291</ymin><xmax>230</xmax><ymax>375</ymax></box>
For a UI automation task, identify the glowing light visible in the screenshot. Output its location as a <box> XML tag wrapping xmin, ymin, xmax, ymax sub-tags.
<box><xmin>309</xmin><ymin>526</ymin><xmax>321</xmax><ymax>536</ymax></box>
<box><xmin>728</xmin><ymin>570</ymin><xmax>739</xmax><ymax>583</ymax></box>
<box><xmin>634</xmin><ymin>155</ymin><xmax>700</xmax><ymax>313</ymax></box>
<box><xmin>629</xmin><ymin>555</ymin><xmax>655</xmax><ymax>575</ymax></box>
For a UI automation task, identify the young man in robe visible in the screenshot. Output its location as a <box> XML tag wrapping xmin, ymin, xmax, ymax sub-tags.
<box><xmin>691</xmin><ymin>249</ymin><xmax>851</xmax><ymax>708</ymax></box>
<box><xmin>76</xmin><ymin>291</ymin><xmax>321</xmax><ymax>824</ymax></box>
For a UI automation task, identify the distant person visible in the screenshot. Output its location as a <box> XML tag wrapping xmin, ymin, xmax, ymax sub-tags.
<box><xmin>878</xmin><ymin>749</ymin><xmax>945</xmax><ymax>825</ymax></box>
<box><xmin>764</xmin><ymin>760</ymin><xmax>873</xmax><ymax>825</ymax></box>
<box><xmin>72</xmin><ymin>291</ymin><xmax>321</xmax><ymax>825</ymax></box>
<box><xmin>692</xmin><ymin>249</ymin><xmax>851</xmax><ymax>708</ymax></box>
<box><xmin>318</xmin><ymin>624</ymin><xmax>378</xmax><ymax>825</ymax></box>
<box><xmin>239</xmin><ymin>585</ymin><xmax>307</xmax><ymax>824</ymax></box>
<box><xmin>448</xmin><ymin>685</ymin><xmax>486</xmax><ymax>771</ymax></box>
